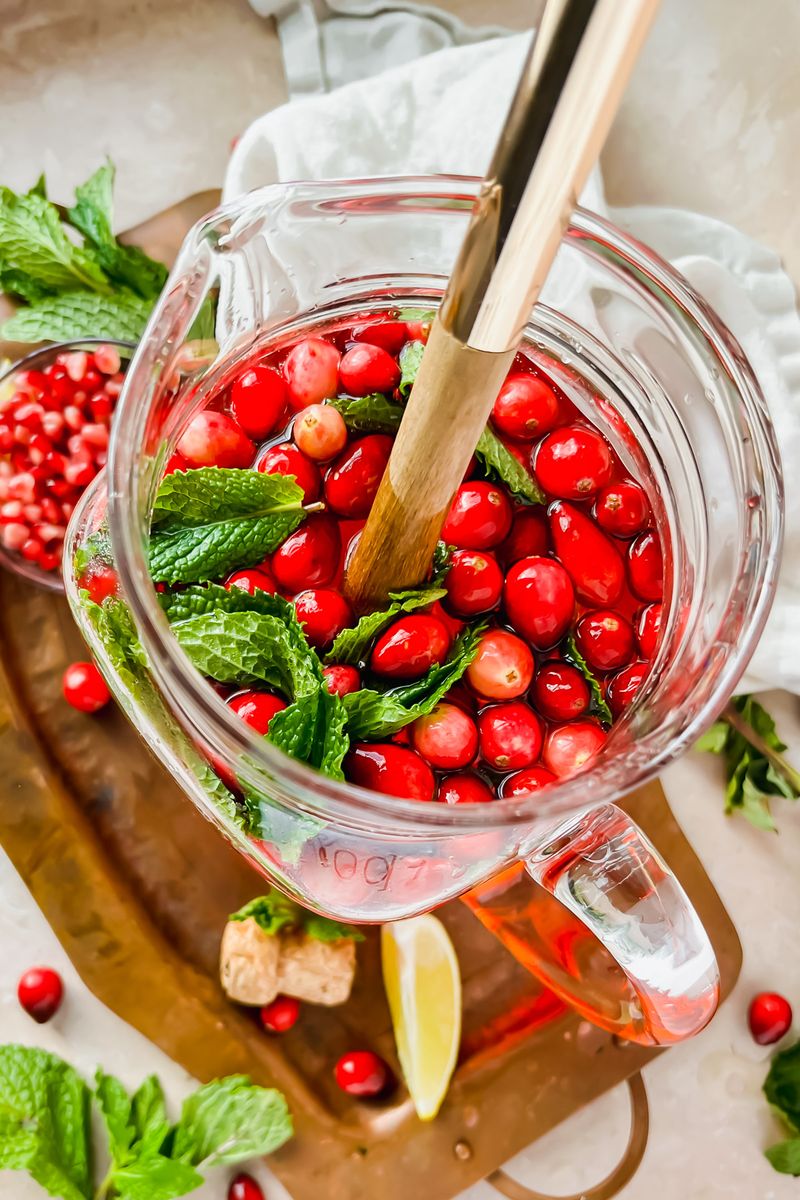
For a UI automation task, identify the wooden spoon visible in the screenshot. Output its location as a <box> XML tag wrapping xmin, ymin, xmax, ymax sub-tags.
<box><xmin>344</xmin><ymin>0</ymin><xmax>659</xmax><ymax>611</ymax></box>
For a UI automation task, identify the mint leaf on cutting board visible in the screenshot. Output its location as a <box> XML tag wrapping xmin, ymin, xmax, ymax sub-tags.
<box><xmin>171</xmin><ymin>1075</ymin><xmax>292</xmax><ymax>1167</ymax></box>
<box><xmin>0</xmin><ymin>289</ymin><xmax>153</xmax><ymax>343</ymax></box>
<box><xmin>475</xmin><ymin>426</ymin><xmax>545</xmax><ymax>504</ymax></box>
<box><xmin>0</xmin><ymin>1044</ymin><xmax>92</xmax><ymax>1200</ymax></box>
<box><xmin>329</xmin><ymin>392</ymin><xmax>404</xmax><ymax>435</ymax></box>
<box><xmin>763</xmin><ymin>1039</ymin><xmax>800</xmax><ymax>1175</ymax></box>
<box><xmin>0</xmin><ymin>185</ymin><xmax>109</xmax><ymax>294</ymax></box>
<box><xmin>563</xmin><ymin>633</ymin><xmax>613</xmax><ymax>725</ymax></box>
<box><xmin>149</xmin><ymin>468</ymin><xmax>307</xmax><ymax>584</ymax></box>
<box><xmin>326</xmin><ymin>583</ymin><xmax>446</xmax><ymax>665</ymax></box>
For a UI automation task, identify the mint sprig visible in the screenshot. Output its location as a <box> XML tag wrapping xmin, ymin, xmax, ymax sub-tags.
<box><xmin>398</xmin><ymin>339</ymin><xmax>425</xmax><ymax>398</ymax></box>
<box><xmin>475</xmin><ymin>427</ymin><xmax>545</xmax><ymax>504</ymax></box>
<box><xmin>230</xmin><ymin>891</ymin><xmax>363</xmax><ymax>943</ymax></box>
<box><xmin>762</xmin><ymin>1040</ymin><xmax>800</xmax><ymax>1175</ymax></box>
<box><xmin>329</xmin><ymin>393</ymin><xmax>403</xmax><ymax>435</ymax></box>
<box><xmin>326</xmin><ymin>584</ymin><xmax>446</xmax><ymax>665</ymax></box>
<box><xmin>563</xmin><ymin>633</ymin><xmax>613</xmax><ymax>725</ymax></box>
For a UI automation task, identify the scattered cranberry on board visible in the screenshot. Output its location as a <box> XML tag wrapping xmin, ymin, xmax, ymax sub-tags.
<box><xmin>334</xmin><ymin>1050</ymin><xmax>390</xmax><ymax>1097</ymax></box>
<box><xmin>748</xmin><ymin>992</ymin><xmax>793</xmax><ymax>1045</ymax></box>
<box><xmin>228</xmin><ymin>1172</ymin><xmax>265</xmax><ymax>1200</ymax></box>
<box><xmin>17</xmin><ymin>966</ymin><xmax>64</xmax><ymax>1023</ymax></box>
<box><xmin>260</xmin><ymin>995</ymin><xmax>301</xmax><ymax>1034</ymax></box>
<box><xmin>62</xmin><ymin>661</ymin><xmax>111</xmax><ymax>713</ymax></box>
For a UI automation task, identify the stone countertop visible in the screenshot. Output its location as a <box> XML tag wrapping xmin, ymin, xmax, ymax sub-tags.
<box><xmin>1</xmin><ymin>2</ymin><xmax>799</xmax><ymax>1197</ymax></box>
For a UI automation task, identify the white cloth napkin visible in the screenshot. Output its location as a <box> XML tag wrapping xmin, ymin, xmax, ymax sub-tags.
<box><xmin>225</xmin><ymin>31</ymin><xmax>800</xmax><ymax>696</ymax></box>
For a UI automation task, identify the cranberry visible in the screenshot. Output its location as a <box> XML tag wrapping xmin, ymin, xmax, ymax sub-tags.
<box><xmin>627</xmin><ymin>530</ymin><xmax>664</xmax><ymax>601</ymax></box>
<box><xmin>405</xmin><ymin>317</ymin><xmax>431</xmax><ymax>342</ymax></box>
<box><xmin>441</xmin><ymin>483</ymin><xmax>513</xmax><ymax>550</ymax></box>
<box><xmin>595</xmin><ymin>480</ymin><xmax>648</xmax><ymax>537</ymax></box>
<box><xmin>17</xmin><ymin>967</ymin><xmax>64</xmax><ymax>1023</ymax></box>
<box><xmin>548</xmin><ymin>501</ymin><xmax>625</xmax><ymax>606</ymax></box>
<box><xmin>176</xmin><ymin>410</ymin><xmax>255</xmax><ymax>469</ymax></box>
<box><xmin>497</xmin><ymin>508</ymin><xmax>549</xmax><ymax>567</ymax></box>
<box><xmin>325</xmin><ymin>434</ymin><xmax>393</xmax><ymax>518</ymax></box>
<box><xmin>271</xmin><ymin>514</ymin><xmax>341</xmax><ymax>591</ymax></box>
<box><xmin>228</xmin><ymin>1174</ymin><xmax>264</xmax><ymax>1200</ymax></box>
<box><xmin>228</xmin><ymin>690</ymin><xmax>287</xmax><ymax>734</ymax></box>
<box><xmin>345</xmin><ymin>744</ymin><xmax>435</xmax><ymax>802</ymax></box>
<box><xmin>504</xmin><ymin>556</ymin><xmax>575</xmax><ymax>650</ymax></box>
<box><xmin>339</xmin><ymin>343</ymin><xmax>401</xmax><ymax>396</ymax></box>
<box><xmin>260</xmin><ymin>994</ymin><xmax>301</xmax><ymax>1034</ymax></box>
<box><xmin>532</xmin><ymin>664</ymin><xmax>591</xmax><ymax>721</ymax></box>
<box><xmin>534</xmin><ymin>426</ymin><xmax>613</xmax><ymax>499</ymax></box>
<box><xmin>283</xmin><ymin>337</ymin><xmax>341</xmax><ymax>410</ymax></box>
<box><xmin>294</xmin><ymin>588</ymin><xmax>352</xmax><ymax>649</ymax></box>
<box><xmin>426</xmin><ymin>599</ymin><xmax>465</xmax><ymax>643</ymax></box>
<box><xmin>258</xmin><ymin>441</ymin><xmax>321</xmax><ymax>503</ymax></box>
<box><xmin>229</xmin><ymin>365</ymin><xmax>288</xmax><ymax>439</ymax></box>
<box><xmin>410</xmin><ymin>702</ymin><xmax>478</xmax><ymax>770</ymax></box>
<box><xmin>444</xmin><ymin>550</ymin><xmax>503</xmax><ymax>616</ymax></box>
<box><xmin>370</xmin><ymin>614</ymin><xmax>449</xmax><ymax>680</ymax></box>
<box><xmin>636</xmin><ymin>602</ymin><xmax>662</xmax><ymax>660</ymax></box>
<box><xmin>439</xmin><ymin>773</ymin><xmax>495</xmax><ymax>804</ymax></box>
<box><xmin>334</xmin><ymin>1050</ymin><xmax>390</xmax><ymax>1097</ymax></box>
<box><xmin>575</xmin><ymin>610</ymin><xmax>635</xmax><ymax>671</ymax></box>
<box><xmin>323</xmin><ymin>664</ymin><xmax>362</xmax><ymax>697</ymax></box>
<box><xmin>62</xmin><ymin>661</ymin><xmax>110</xmax><ymax>713</ymax></box>
<box><xmin>225</xmin><ymin>566</ymin><xmax>277</xmax><ymax>595</ymax></box>
<box><xmin>501</xmin><ymin>766</ymin><xmax>557</xmax><ymax>797</ymax></box>
<box><xmin>492</xmin><ymin>372</ymin><xmax>561</xmax><ymax>440</ymax></box>
<box><xmin>466</xmin><ymin>629</ymin><xmax>534</xmax><ymax>700</ymax></box>
<box><xmin>478</xmin><ymin>701</ymin><xmax>543</xmax><ymax>770</ymax></box>
<box><xmin>543</xmin><ymin>721</ymin><xmax>607</xmax><ymax>778</ymax></box>
<box><xmin>607</xmin><ymin>661</ymin><xmax>647</xmax><ymax>717</ymax></box>
<box><xmin>352</xmin><ymin>320</ymin><xmax>408</xmax><ymax>355</ymax></box>
<box><xmin>748</xmin><ymin>992</ymin><xmax>793</xmax><ymax>1045</ymax></box>
<box><xmin>293</xmin><ymin>403</ymin><xmax>347</xmax><ymax>461</ymax></box>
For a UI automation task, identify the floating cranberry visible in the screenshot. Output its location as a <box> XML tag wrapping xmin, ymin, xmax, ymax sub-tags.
<box><xmin>176</xmin><ymin>410</ymin><xmax>254</xmax><ymax>469</ymax></box>
<box><xmin>607</xmin><ymin>661</ymin><xmax>647</xmax><ymax>717</ymax></box>
<box><xmin>748</xmin><ymin>992</ymin><xmax>793</xmax><ymax>1045</ymax></box>
<box><xmin>548</xmin><ymin>501</ymin><xmax>625</xmax><ymax>606</ymax></box>
<box><xmin>501</xmin><ymin>766</ymin><xmax>557</xmax><ymax>797</ymax></box>
<box><xmin>543</xmin><ymin>721</ymin><xmax>607</xmax><ymax>778</ymax></box>
<box><xmin>497</xmin><ymin>508</ymin><xmax>549</xmax><ymax>567</ymax></box>
<box><xmin>575</xmin><ymin>610</ymin><xmax>635</xmax><ymax>671</ymax></box>
<box><xmin>492</xmin><ymin>372</ymin><xmax>561</xmax><ymax>440</ymax></box>
<box><xmin>444</xmin><ymin>550</ymin><xmax>503</xmax><ymax>616</ymax></box>
<box><xmin>439</xmin><ymin>772</ymin><xmax>495</xmax><ymax>804</ymax></box>
<box><xmin>410</xmin><ymin>702</ymin><xmax>478</xmax><ymax>770</ymax></box>
<box><xmin>293</xmin><ymin>403</ymin><xmax>347</xmax><ymax>462</ymax></box>
<box><xmin>230</xmin><ymin>365</ymin><xmax>288</xmax><ymax>440</ymax></box>
<box><xmin>534</xmin><ymin>426</ymin><xmax>613</xmax><ymax>499</ymax></box>
<box><xmin>426</xmin><ymin>599</ymin><xmax>465</xmax><ymax>643</ymax></box>
<box><xmin>504</xmin><ymin>556</ymin><xmax>575</xmax><ymax>650</ymax></box>
<box><xmin>532</xmin><ymin>664</ymin><xmax>591</xmax><ymax>721</ymax></box>
<box><xmin>441</xmin><ymin>483</ymin><xmax>513</xmax><ymax>550</ymax></box>
<box><xmin>294</xmin><ymin>588</ymin><xmax>352</xmax><ymax>649</ymax></box>
<box><xmin>283</xmin><ymin>337</ymin><xmax>341</xmax><ymax>410</ymax></box>
<box><xmin>334</xmin><ymin>1050</ymin><xmax>390</xmax><ymax>1097</ymax></box>
<box><xmin>339</xmin><ymin>343</ymin><xmax>401</xmax><ymax>396</ymax></box>
<box><xmin>478</xmin><ymin>702</ymin><xmax>543</xmax><ymax>770</ymax></box>
<box><xmin>370</xmin><ymin>614</ymin><xmax>449</xmax><ymax>680</ymax></box>
<box><xmin>325</xmin><ymin>434</ymin><xmax>393</xmax><ymax>518</ymax></box>
<box><xmin>228</xmin><ymin>1174</ymin><xmax>264</xmax><ymax>1200</ymax></box>
<box><xmin>466</xmin><ymin>630</ymin><xmax>534</xmax><ymax>700</ymax></box>
<box><xmin>595</xmin><ymin>480</ymin><xmax>648</xmax><ymax>538</ymax></box>
<box><xmin>636</xmin><ymin>603</ymin><xmax>663</xmax><ymax>660</ymax></box>
<box><xmin>345</xmin><ymin>744</ymin><xmax>435</xmax><ymax>802</ymax></box>
<box><xmin>62</xmin><ymin>661</ymin><xmax>110</xmax><ymax>714</ymax></box>
<box><xmin>17</xmin><ymin>967</ymin><xmax>64</xmax><ymax>1024</ymax></box>
<box><xmin>225</xmin><ymin>566</ymin><xmax>277</xmax><ymax>595</ymax></box>
<box><xmin>228</xmin><ymin>691</ymin><xmax>287</xmax><ymax>734</ymax></box>
<box><xmin>627</xmin><ymin>530</ymin><xmax>664</xmax><ymax>601</ymax></box>
<box><xmin>323</xmin><ymin>664</ymin><xmax>362</xmax><ymax>698</ymax></box>
<box><xmin>271</xmin><ymin>514</ymin><xmax>341</xmax><ymax>591</ymax></box>
<box><xmin>258</xmin><ymin>441</ymin><xmax>321</xmax><ymax>503</ymax></box>
<box><xmin>351</xmin><ymin>320</ymin><xmax>408</xmax><ymax>355</ymax></box>
<box><xmin>260</xmin><ymin>995</ymin><xmax>301</xmax><ymax>1034</ymax></box>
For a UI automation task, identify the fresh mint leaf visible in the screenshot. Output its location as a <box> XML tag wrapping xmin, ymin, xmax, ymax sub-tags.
<box><xmin>326</xmin><ymin>584</ymin><xmax>446</xmax><ymax>665</ymax></box>
<box><xmin>431</xmin><ymin>540</ymin><xmax>454</xmax><ymax>583</ymax></box>
<box><xmin>475</xmin><ymin>426</ymin><xmax>545</xmax><ymax>504</ymax></box>
<box><xmin>343</xmin><ymin>624</ymin><xmax>484</xmax><ymax>739</ymax></box>
<box><xmin>239</xmin><ymin>792</ymin><xmax>324</xmax><ymax>864</ymax></box>
<box><xmin>160</xmin><ymin>581</ymin><xmax>292</xmax><ymax>624</ymax></box>
<box><xmin>28</xmin><ymin>174</ymin><xmax>48</xmax><ymax>200</ymax></box>
<box><xmin>398</xmin><ymin>339</ymin><xmax>425</xmax><ymax>398</ymax></box>
<box><xmin>129</xmin><ymin>1075</ymin><xmax>170</xmax><ymax>1157</ymax></box>
<box><xmin>0</xmin><ymin>185</ymin><xmax>109</xmax><ymax>294</ymax></box>
<box><xmin>304</xmin><ymin>914</ymin><xmax>363</xmax><ymax>943</ymax></box>
<box><xmin>94</xmin><ymin>1069</ymin><xmax>135</xmax><ymax>1164</ymax></box>
<box><xmin>765</xmin><ymin>1139</ymin><xmax>800</xmax><ymax>1176</ymax></box>
<box><xmin>172</xmin><ymin>609</ymin><xmax>319</xmax><ymax>694</ymax></box>
<box><xmin>0</xmin><ymin>264</ymin><xmax>53</xmax><ymax>304</ymax></box>
<box><xmin>230</xmin><ymin>893</ymin><xmax>300</xmax><ymax>936</ymax></box>
<box><xmin>563</xmin><ymin>634</ymin><xmax>613</xmax><ymax>724</ymax></box>
<box><xmin>395</xmin><ymin>307</ymin><xmax>435</xmax><ymax>323</ymax></box>
<box><xmin>109</xmin><ymin>1152</ymin><xmax>203</xmax><ymax>1200</ymax></box>
<box><xmin>149</xmin><ymin>468</ymin><xmax>306</xmax><ymax>584</ymax></box>
<box><xmin>695</xmin><ymin>720</ymin><xmax>728</xmax><ymax>753</ymax></box>
<box><xmin>764</xmin><ymin>1039</ymin><xmax>800</xmax><ymax>1132</ymax></box>
<box><xmin>171</xmin><ymin>1076</ymin><xmax>292</xmax><ymax>1167</ymax></box>
<box><xmin>187</xmin><ymin>295</ymin><xmax>217</xmax><ymax>344</ymax></box>
<box><xmin>267</xmin><ymin>687</ymin><xmax>349</xmax><ymax>780</ymax></box>
<box><xmin>330</xmin><ymin>393</ymin><xmax>403</xmax><ymax>434</ymax></box>
<box><xmin>0</xmin><ymin>289</ymin><xmax>151</xmax><ymax>343</ymax></box>
<box><xmin>0</xmin><ymin>1044</ymin><xmax>92</xmax><ymax>1200</ymax></box>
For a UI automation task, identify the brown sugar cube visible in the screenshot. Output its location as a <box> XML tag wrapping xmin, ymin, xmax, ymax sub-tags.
<box><xmin>276</xmin><ymin>931</ymin><xmax>356</xmax><ymax>1006</ymax></box>
<box><xmin>219</xmin><ymin>916</ymin><xmax>280</xmax><ymax>1005</ymax></box>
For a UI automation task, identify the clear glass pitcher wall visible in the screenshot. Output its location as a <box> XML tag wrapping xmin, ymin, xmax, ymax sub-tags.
<box><xmin>66</xmin><ymin>178</ymin><xmax>782</xmax><ymax>1045</ymax></box>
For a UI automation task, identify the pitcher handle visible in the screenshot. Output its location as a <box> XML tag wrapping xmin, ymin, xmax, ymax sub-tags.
<box><xmin>524</xmin><ymin>803</ymin><xmax>719</xmax><ymax>1045</ymax></box>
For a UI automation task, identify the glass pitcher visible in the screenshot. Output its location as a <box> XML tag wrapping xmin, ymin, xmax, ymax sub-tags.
<box><xmin>65</xmin><ymin>176</ymin><xmax>783</xmax><ymax>1047</ymax></box>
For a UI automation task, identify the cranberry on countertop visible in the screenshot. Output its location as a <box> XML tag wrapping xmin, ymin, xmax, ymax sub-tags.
<box><xmin>62</xmin><ymin>661</ymin><xmax>111</xmax><ymax>714</ymax></box>
<box><xmin>228</xmin><ymin>1173</ymin><xmax>265</xmax><ymax>1200</ymax></box>
<box><xmin>18</xmin><ymin>966</ymin><xmax>64</xmax><ymax>1023</ymax></box>
<box><xmin>260</xmin><ymin>995</ymin><xmax>301</xmax><ymax>1034</ymax></box>
<box><xmin>748</xmin><ymin>992</ymin><xmax>793</xmax><ymax>1045</ymax></box>
<box><xmin>334</xmin><ymin>1050</ymin><xmax>391</xmax><ymax>1097</ymax></box>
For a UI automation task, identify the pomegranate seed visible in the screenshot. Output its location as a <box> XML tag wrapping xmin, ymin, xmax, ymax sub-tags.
<box><xmin>39</xmin><ymin>549</ymin><xmax>62</xmax><ymax>572</ymax></box>
<box><xmin>14</xmin><ymin>401</ymin><xmax>44</xmax><ymax>431</ymax></box>
<box><xmin>93</xmin><ymin>344</ymin><xmax>122</xmax><ymax>375</ymax></box>
<box><xmin>228</xmin><ymin>1173</ymin><xmax>265</xmax><ymax>1200</ymax></box>
<box><xmin>0</xmin><ymin>500</ymin><xmax>23</xmax><ymax>521</ymax></box>
<box><xmin>370</xmin><ymin>614</ymin><xmax>450</xmax><ymax>680</ymax></box>
<box><xmin>478</xmin><ymin>701</ymin><xmax>543</xmax><ymax>770</ymax></box>
<box><xmin>322</xmin><ymin>664</ymin><xmax>362</xmax><ymax>698</ymax></box>
<box><xmin>293</xmin><ymin>403</ymin><xmax>347</xmax><ymax>462</ymax></box>
<box><xmin>0</xmin><ymin>428</ymin><xmax>13</xmax><ymax>453</ymax></box>
<box><xmin>441</xmin><ymin>482</ymin><xmax>513</xmax><ymax>550</ymax></box>
<box><xmin>334</xmin><ymin>1050</ymin><xmax>390</xmax><ymax>1097</ymax></box>
<box><xmin>20</xmin><ymin>536</ymin><xmax>43</xmax><ymax>561</ymax></box>
<box><xmin>60</xmin><ymin>501</ymin><xmax>76</xmax><ymax>521</ymax></box>
<box><xmin>63</xmin><ymin>405</ymin><xmax>84</xmax><ymax>432</ymax></box>
<box><xmin>467</xmin><ymin>629</ymin><xmax>534</xmax><ymax>700</ymax></box>
<box><xmin>88</xmin><ymin>393</ymin><xmax>112</xmax><ymax>421</ymax></box>
<box><xmin>501</xmin><ymin>766</ymin><xmax>558</xmax><ymax>797</ymax></box>
<box><xmin>35</xmin><ymin>522</ymin><xmax>66</xmax><ymax>545</ymax></box>
<box><xmin>2</xmin><ymin>523</ymin><xmax>29</xmax><ymax>552</ymax></box>
<box><xmin>534</xmin><ymin>425</ymin><xmax>613</xmax><ymax>499</ymax></box>
<box><xmin>17</xmin><ymin>967</ymin><xmax>64</xmax><ymax>1023</ymax></box>
<box><xmin>532</xmin><ymin>664</ymin><xmax>591</xmax><ymax>721</ymax></box>
<box><xmin>324</xmin><ymin>435</ymin><xmax>393</xmax><ymax>518</ymax></box>
<box><xmin>62</xmin><ymin>661</ymin><xmax>111</xmax><ymax>713</ymax></box>
<box><xmin>64</xmin><ymin>351</ymin><xmax>88</xmax><ymax>382</ymax></box>
<box><xmin>95</xmin><ymin>450</ymin><xmax>108</xmax><ymax>467</ymax></box>
<box><xmin>64</xmin><ymin>460</ymin><xmax>95</xmax><ymax>488</ymax></box>
<box><xmin>439</xmin><ymin>772</ymin><xmax>495</xmax><ymax>804</ymax></box>
<box><xmin>411</xmin><ymin>702</ymin><xmax>479</xmax><ymax>770</ymax></box>
<box><xmin>747</xmin><ymin>992</ymin><xmax>793</xmax><ymax>1045</ymax></box>
<box><xmin>67</xmin><ymin>434</ymin><xmax>85</xmax><ymax>456</ymax></box>
<box><xmin>260</xmin><ymin>995</ymin><xmax>301</xmax><ymax>1034</ymax></box>
<box><xmin>258</xmin><ymin>441</ymin><xmax>322</xmax><ymax>503</ymax></box>
<box><xmin>13</xmin><ymin>424</ymin><xmax>32</xmax><ymax>446</ymax></box>
<box><xmin>228</xmin><ymin>691</ymin><xmax>287</xmax><ymax>734</ymax></box>
<box><xmin>345</xmin><ymin>744</ymin><xmax>436</xmax><ymax>802</ymax></box>
<box><xmin>271</xmin><ymin>514</ymin><xmax>341</xmax><ymax>592</ymax></box>
<box><xmin>81</xmin><ymin>423</ymin><xmax>109</xmax><ymax>449</ymax></box>
<box><xmin>23</xmin><ymin>503</ymin><xmax>43</xmax><ymax>523</ymax></box>
<box><xmin>339</xmin><ymin>343</ymin><xmax>401</xmax><ymax>396</ymax></box>
<box><xmin>41</xmin><ymin>497</ymin><xmax>61</xmax><ymax>523</ymax></box>
<box><xmin>104</xmin><ymin>378</ymin><xmax>123</xmax><ymax>399</ymax></box>
<box><xmin>283</xmin><ymin>337</ymin><xmax>341</xmax><ymax>410</ymax></box>
<box><xmin>504</xmin><ymin>556</ymin><xmax>575</xmax><ymax>650</ymax></box>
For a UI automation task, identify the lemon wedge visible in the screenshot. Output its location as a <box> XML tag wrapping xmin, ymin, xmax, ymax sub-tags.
<box><xmin>381</xmin><ymin>914</ymin><xmax>462</xmax><ymax>1121</ymax></box>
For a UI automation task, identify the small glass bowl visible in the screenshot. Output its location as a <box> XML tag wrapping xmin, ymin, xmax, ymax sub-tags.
<box><xmin>0</xmin><ymin>338</ymin><xmax>135</xmax><ymax>592</ymax></box>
